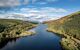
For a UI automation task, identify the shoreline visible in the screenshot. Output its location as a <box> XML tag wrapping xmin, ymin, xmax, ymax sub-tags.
<box><xmin>47</xmin><ymin>28</ymin><xmax>80</xmax><ymax>50</ymax></box>
<box><xmin>0</xmin><ymin>25</ymin><xmax>37</xmax><ymax>43</ymax></box>
<box><xmin>0</xmin><ymin>25</ymin><xmax>37</xmax><ymax>49</ymax></box>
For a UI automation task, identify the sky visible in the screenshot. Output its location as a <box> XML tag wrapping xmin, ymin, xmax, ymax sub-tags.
<box><xmin>0</xmin><ymin>0</ymin><xmax>80</xmax><ymax>22</ymax></box>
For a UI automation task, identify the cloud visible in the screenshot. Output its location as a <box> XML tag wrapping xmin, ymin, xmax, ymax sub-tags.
<box><xmin>20</xmin><ymin>8</ymin><xmax>39</xmax><ymax>13</ymax></box>
<box><xmin>0</xmin><ymin>0</ymin><xmax>68</xmax><ymax>22</ymax></box>
<box><xmin>31</xmin><ymin>0</ymin><xmax>58</xmax><ymax>3</ymax></box>
<box><xmin>0</xmin><ymin>0</ymin><xmax>59</xmax><ymax>7</ymax></box>
<box><xmin>0</xmin><ymin>0</ymin><xmax>20</xmax><ymax>7</ymax></box>
<box><xmin>0</xmin><ymin>6</ymin><xmax>68</xmax><ymax>22</ymax></box>
<box><xmin>22</xmin><ymin>0</ymin><xmax>30</xmax><ymax>5</ymax></box>
<box><xmin>30</xmin><ymin>0</ymin><xmax>58</xmax><ymax>4</ymax></box>
<box><xmin>0</xmin><ymin>7</ymin><xmax>68</xmax><ymax>22</ymax></box>
<box><xmin>40</xmin><ymin>7</ymin><xmax>67</xmax><ymax>13</ymax></box>
<box><xmin>20</xmin><ymin>7</ymin><xmax>67</xmax><ymax>13</ymax></box>
<box><xmin>14</xmin><ymin>7</ymin><xmax>68</xmax><ymax>22</ymax></box>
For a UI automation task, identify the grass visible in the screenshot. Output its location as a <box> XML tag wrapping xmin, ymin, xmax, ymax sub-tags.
<box><xmin>45</xmin><ymin>11</ymin><xmax>80</xmax><ymax>50</ymax></box>
<box><xmin>0</xmin><ymin>19</ymin><xmax>37</xmax><ymax>42</ymax></box>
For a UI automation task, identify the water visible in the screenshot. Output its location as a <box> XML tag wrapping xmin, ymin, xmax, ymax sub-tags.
<box><xmin>0</xmin><ymin>24</ymin><xmax>62</xmax><ymax>50</ymax></box>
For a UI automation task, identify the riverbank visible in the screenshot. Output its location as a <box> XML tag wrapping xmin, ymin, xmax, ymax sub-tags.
<box><xmin>0</xmin><ymin>24</ymin><xmax>62</xmax><ymax>50</ymax></box>
<box><xmin>44</xmin><ymin>11</ymin><xmax>80</xmax><ymax>50</ymax></box>
<box><xmin>0</xmin><ymin>19</ymin><xmax>37</xmax><ymax>43</ymax></box>
<box><xmin>46</xmin><ymin>28</ymin><xmax>65</xmax><ymax>38</ymax></box>
<box><xmin>47</xmin><ymin>28</ymin><xmax>80</xmax><ymax>50</ymax></box>
<box><xmin>0</xmin><ymin>24</ymin><xmax>37</xmax><ymax>49</ymax></box>
<box><xmin>0</xmin><ymin>25</ymin><xmax>37</xmax><ymax>43</ymax></box>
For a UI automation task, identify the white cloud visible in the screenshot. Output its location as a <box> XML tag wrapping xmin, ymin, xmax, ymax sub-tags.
<box><xmin>0</xmin><ymin>0</ymin><xmax>20</xmax><ymax>7</ymax></box>
<box><xmin>20</xmin><ymin>7</ymin><xmax>67</xmax><ymax>13</ymax></box>
<box><xmin>20</xmin><ymin>8</ymin><xmax>40</xmax><ymax>13</ymax></box>
<box><xmin>30</xmin><ymin>0</ymin><xmax>58</xmax><ymax>4</ymax></box>
<box><xmin>15</xmin><ymin>7</ymin><xmax>68</xmax><ymax>22</ymax></box>
<box><xmin>31</xmin><ymin>0</ymin><xmax>58</xmax><ymax>3</ymax></box>
<box><xmin>23</xmin><ymin>0</ymin><xmax>30</xmax><ymax>5</ymax></box>
<box><xmin>40</xmin><ymin>7</ymin><xmax>67</xmax><ymax>13</ymax></box>
<box><xmin>0</xmin><ymin>0</ymin><xmax>35</xmax><ymax>7</ymax></box>
<box><xmin>0</xmin><ymin>0</ymin><xmax>59</xmax><ymax>7</ymax></box>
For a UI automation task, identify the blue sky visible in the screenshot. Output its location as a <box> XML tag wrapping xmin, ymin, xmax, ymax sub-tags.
<box><xmin>0</xmin><ymin>0</ymin><xmax>80</xmax><ymax>22</ymax></box>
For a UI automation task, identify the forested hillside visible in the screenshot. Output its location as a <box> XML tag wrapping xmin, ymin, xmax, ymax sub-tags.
<box><xmin>0</xmin><ymin>19</ymin><xmax>37</xmax><ymax>43</ymax></box>
<box><xmin>45</xmin><ymin>11</ymin><xmax>80</xmax><ymax>50</ymax></box>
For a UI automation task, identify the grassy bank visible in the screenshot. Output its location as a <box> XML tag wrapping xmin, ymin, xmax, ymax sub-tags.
<box><xmin>0</xmin><ymin>19</ymin><xmax>37</xmax><ymax>43</ymax></box>
<box><xmin>45</xmin><ymin>11</ymin><xmax>80</xmax><ymax>50</ymax></box>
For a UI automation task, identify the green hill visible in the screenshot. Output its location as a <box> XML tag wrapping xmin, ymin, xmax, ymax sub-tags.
<box><xmin>45</xmin><ymin>11</ymin><xmax>80</xmax><ymax>50</ymax></box>
<box><xmin>0</xmin><ymin>19</ymin><xmax>37</xmax><ymax>42</ymax></box>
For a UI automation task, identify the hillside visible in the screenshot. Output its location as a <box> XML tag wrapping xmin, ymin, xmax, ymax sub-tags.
<box><xmin>0</xmin><ymin>19</ymin><xmax>37</xmax><ymax>43</ymax></box>
<box><xmin>45</xmin><ymin>11</ymin><xmax>80</xmax><ymax>50</ymax></box>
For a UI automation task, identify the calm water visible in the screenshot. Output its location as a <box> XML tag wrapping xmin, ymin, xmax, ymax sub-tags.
<box><xmin>1</xmin><ymin>24</ymin><xmax>62</xmax><ymax>50</ymax></box>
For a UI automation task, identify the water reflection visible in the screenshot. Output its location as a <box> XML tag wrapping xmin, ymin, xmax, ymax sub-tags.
<box><xmin>0</xmin><ymin>38</ymin><xmax>17</xmax><ymax>49</ymax></box>
<box><xmin>0</xmin><ymin>24</ymin><xmax>62</xmax><ymax>50</ymax></box>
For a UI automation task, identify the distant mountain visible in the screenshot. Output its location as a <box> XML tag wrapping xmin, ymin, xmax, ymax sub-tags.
<box><xmin>45</xmin><ymin>11</ymin><xmax>80</xmax><ymax>50</ymax></box>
